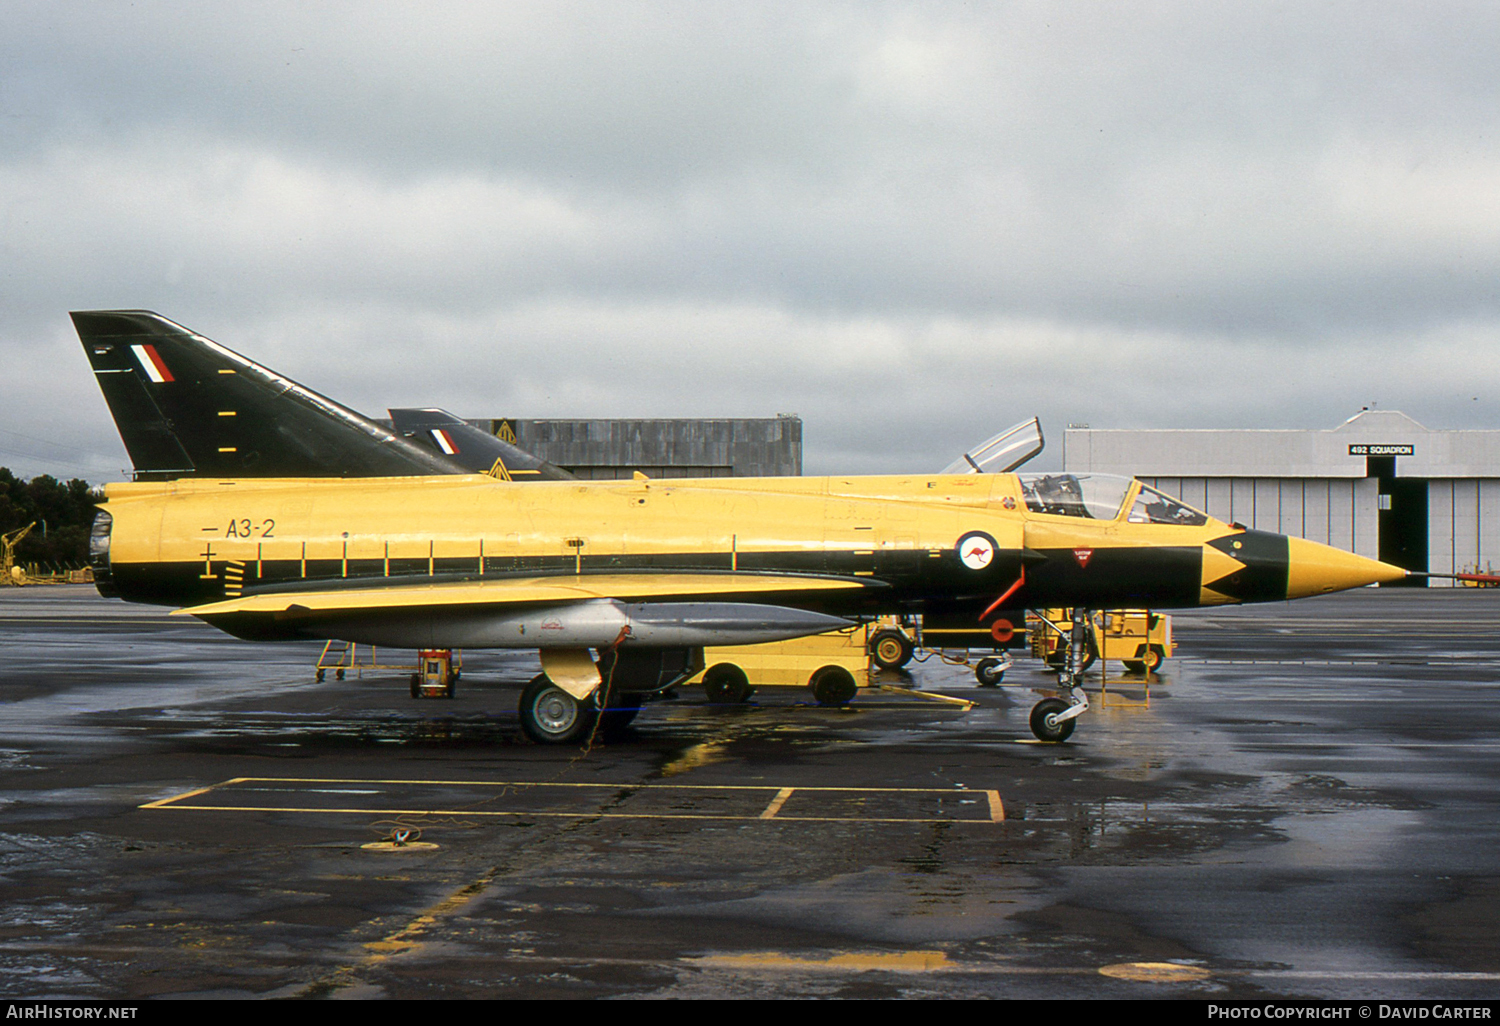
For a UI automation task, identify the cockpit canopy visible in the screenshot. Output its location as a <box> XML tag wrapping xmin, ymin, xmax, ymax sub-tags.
<box><xmin>1127</xmin><ymin>483</ymin><xmax>1211</xmax><ymax>526</ymax></box>
<box><xmin>1016</xmin><ymin>473</ymin><xmax>1209</xmax><ymax>526</ymax></box>
<box><xmin>942</xmin><ymin>417</ymin><xmax>1045</xmax><ymax>475</ymax></box>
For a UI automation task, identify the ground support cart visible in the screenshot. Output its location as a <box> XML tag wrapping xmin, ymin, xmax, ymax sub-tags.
<box><xmin>686</xmin><ymin>624</ymin><xmax>974</xmax><ymax>710</ymax></box>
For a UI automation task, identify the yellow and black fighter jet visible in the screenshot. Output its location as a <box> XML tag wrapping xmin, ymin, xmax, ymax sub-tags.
<box><xmin>88</xmin><ymin>462</ymin><xmax>1410</xmax><ymax>743</ymax></box>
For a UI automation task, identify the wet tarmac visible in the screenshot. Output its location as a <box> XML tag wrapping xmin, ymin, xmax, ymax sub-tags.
<box><xmin>1</xmin><ymin>585</ymin><xmax>1499</xmax><ymax>999</ymax></box>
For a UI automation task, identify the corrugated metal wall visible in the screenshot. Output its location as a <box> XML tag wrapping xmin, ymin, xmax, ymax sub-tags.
<box><xmin>492</xmin><ymin>417</ymin><xmax>802</xmax><ymax>479</ymax></box>
<box><xmin>1140</xmin><ymin>477</ymin><xmax>1382</xmax><ymax>562</ymax></box>
<box><xmin>1427</xmin><ymin>479</ymin><xmax>1500</xmax><ymax>578</ymax></box>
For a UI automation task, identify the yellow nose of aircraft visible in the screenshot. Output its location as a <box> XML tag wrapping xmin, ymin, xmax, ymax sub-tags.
<box><xmin>1201</xmin><ymin>529</ymin><xmax>1409</xmax><ymax>604</ymax></box>
<box><xmin>1285</xmin><ymin>536</ymin><xmax>1408</xmax><ymax>599</ymax></box>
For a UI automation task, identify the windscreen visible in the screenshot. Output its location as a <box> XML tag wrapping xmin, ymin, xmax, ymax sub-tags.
<box><xmin>1017</xmin><ymin>473</ymin><xmax>1134</xmax><ymax>520</ymax></box>
<box><xmin>1126</xmin><ymin>484</ymin><xmax>1210</xmax><ymax>526</ymax></box>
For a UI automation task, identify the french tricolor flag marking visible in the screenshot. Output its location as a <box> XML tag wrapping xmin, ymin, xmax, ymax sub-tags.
<box><xmin>430</xmin><ymin>428</ymin><xmax>458</xmax><ymax>455</ymax></box>
<box><xmin>130</xmin><ymin>344</ymin><xmax>174</xmax><ymax>383</ymax></box>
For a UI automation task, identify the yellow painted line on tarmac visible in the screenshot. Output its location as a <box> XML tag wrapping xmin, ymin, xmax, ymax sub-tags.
<box><xmin>1098</xmin><ymin>961</ymin><xmax>1211</xmax><ymax>983</ymax></box>
<box><xmin>362</xmin><ymin>866</ymin><xmax>505</xmax><ymax>958</ymax></box>
<box><xmin>294</xmin><ymin>862</ymin><xmax>511</xmax><ymax>995</ymax></box>
<box><xmin>15</xmin><ymin>939</ymin><xmax>1500</xmax><ymax>987</ymax></box>
<box><xmin>697</xmin><ymin>950</ymin><xmax>954</xmax><ymax>972</ymax></box>
<box><xmin>759</xmin><ymin>787</ymin><xmax>795</xmax><ymax>819</ymax></box>
<box><xmin>138</xmin><ymin>777</ymin><xmax>1006</xmax><ymax>825</ymax></box>
<box><xmin>143</xmin><ymin>804</ymin><xmax>1000</xmax><ymax>825</ymax></box>
<box><xmin>138</xmin><ymin>777</ymin><xmax>250</xmax><ymax>809</ymax></box>
<box><xmin>190</xmin><ymin>776</ymin><xmax>983</xmax><ymax>794</ymax></box>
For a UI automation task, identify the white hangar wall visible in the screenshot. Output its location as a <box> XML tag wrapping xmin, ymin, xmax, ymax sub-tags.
<box><xmin>1065</xmin><ymin>410</ymin><xmax>1500</xmax><ymax>584</ymax></box>
<box><xmin>1427</xmin><ymin>479</ymin><xmax>1500</xmax><ymax>578</ymax></box>
<box><xmin>1130</xmin><ymin>476</ymin><xmax>1382</xmax><ymax>561</ymax></box>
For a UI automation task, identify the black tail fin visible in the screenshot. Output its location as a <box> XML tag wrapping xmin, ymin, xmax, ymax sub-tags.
<box><xmin>388</xmin><ymin>408</ymin><xmax>575</xmax><ymax>480</ymax></box>
<box><xmin>73</xmin><ymin>310</ymin><xmax>467</xmax><ymax>479</ymax></box>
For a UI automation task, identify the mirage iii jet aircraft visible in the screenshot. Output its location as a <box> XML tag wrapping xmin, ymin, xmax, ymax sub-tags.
<box><xmin>74</xmin><ymin>307</ymin><xmax>1416</xmax><ymax>744</ymax></box>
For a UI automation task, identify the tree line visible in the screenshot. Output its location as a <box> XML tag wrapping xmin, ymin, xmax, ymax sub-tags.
<box><xmin>0</xmin><ymin>469</ymin><xmax>103</xmax><ymax>569</ymax></box>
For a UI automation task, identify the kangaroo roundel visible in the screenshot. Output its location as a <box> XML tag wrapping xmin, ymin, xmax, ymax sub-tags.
<box><xmin>958</xmin><ymin>531</ymin><xmax>998</xmax><ymax>571</ymax></box>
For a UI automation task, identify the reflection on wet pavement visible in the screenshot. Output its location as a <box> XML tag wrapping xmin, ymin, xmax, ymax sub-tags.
<box><xmin>1</xmin><ymin>587</ymin><xmax>1500</xmax><ymax>997</ymax></box>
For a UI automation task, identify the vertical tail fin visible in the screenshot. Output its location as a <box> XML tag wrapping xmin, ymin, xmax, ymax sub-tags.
<box><xmin>73</xmin><ymin>311</ymin><xmax>467</xmax><ymax>479</ymax></box>
<box><xmin>388</xmin><ymin>409</ymin><xmax>575</xmax><ymax>480</ymax></box>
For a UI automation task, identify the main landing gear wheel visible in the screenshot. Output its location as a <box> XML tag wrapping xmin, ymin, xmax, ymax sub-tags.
<box><xmin>1029</xmin><ymin>698</ymin><xmax>1076</xmax><ymax>743</ymax></box>
<box><xmin>974</xmin><ymin>657</ymin><xmax>1006</xmax><ymax>687</ymax></box>
<box><xmin>519</xmin><ymin>674</ymin><xmax>598</xmax><ymax>744</ymax></box>
<box><xmin>810</xmin><ymin>665</ymin><xmax>858</xmax><ymax>707</ymax></box>
<box><xmin>597</xmin><ymin>691</ymin><xmax>645</xmax><ymax>736</ymax></box>
<box><xmin>870</xmin><ymin>630</ymin><xmax>914</xmax><ymax>670</ymax></box>
<box><xmin>703</xmin><ymin>664</ymin><xmax>754</xmax><ymax>704</ymax></box>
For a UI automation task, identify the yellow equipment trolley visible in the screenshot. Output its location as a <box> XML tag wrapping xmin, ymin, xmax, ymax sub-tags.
<box><xmin>1030</xmin><ymin>608</ymin><xmax>1173</xmax><ymax>674</ymax></box>
<box><xmin>686</xmin><ymin>625</ymin><xmax>873</xmax><ymax>707</ymax></box>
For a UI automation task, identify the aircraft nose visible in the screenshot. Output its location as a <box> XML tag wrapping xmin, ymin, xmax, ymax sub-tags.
<box><xmin>1285</xmin><ymin>536</ymin><xmax>1408</xmax><ymax>598</ymax></box>
<box><xmin>1201</xmin><ymin>529</ymin><xmax>1407</xmax><ymax>604</ymax></box>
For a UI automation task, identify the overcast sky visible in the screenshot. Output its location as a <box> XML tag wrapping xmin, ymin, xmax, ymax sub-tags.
<box><xmin>4</xmin><ymin>1</ymin><xmax>1500</xmax><ymax>480</ymax></box>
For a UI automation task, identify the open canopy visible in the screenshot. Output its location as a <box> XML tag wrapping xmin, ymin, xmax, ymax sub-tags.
<box><xmin>942</xmin><ymin>417</ymin><xmax>1045</xmax><ymax>475</ymax></box>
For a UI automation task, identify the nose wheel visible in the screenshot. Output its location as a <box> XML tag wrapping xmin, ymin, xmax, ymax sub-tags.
<box><xmin>1027</xmin><ymin>606</ymin><xmax>1095</xmax><ymax>742</ymax></box>
<box><xmin>1029</xmin><ymin>697</ymin><xmax>1081</xmax><ymax>742</ymax></box>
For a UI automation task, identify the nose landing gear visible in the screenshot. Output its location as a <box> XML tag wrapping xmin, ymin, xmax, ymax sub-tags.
<box><xmin>1028</xmin><ymin>606</ymin><xmax>1092</xmax><ymax>743</ymax></box>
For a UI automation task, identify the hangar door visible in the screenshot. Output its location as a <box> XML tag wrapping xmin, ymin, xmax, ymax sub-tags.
<box><xmin>1367</xmin><ymin>456</ymin><xmax>1426</xmax><ymax>587</ymax></box>
<box><xmin>1427</xmin><ymin>479</ymin><xmax>1500</xmax><ymax>582</ymax></box>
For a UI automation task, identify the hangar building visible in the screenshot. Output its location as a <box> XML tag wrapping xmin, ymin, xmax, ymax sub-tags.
<box><xmin>1063</xmin><ymin>410</ymin><xmax>1500</xmax><ymax>586</ymax></box>
<box><xmin>479</xmin><ymin>416</ymin><xmax>801</xmax><ymax>480</ymax></box>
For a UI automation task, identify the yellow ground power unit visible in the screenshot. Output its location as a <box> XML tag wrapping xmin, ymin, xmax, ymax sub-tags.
<box><xmin>688</xmin><ymin>625</ymin><xmax>873</xmax><ymax>707</ymax></box>
<box><xmin>1030</xmin><ymin>608</ymin><xmax>1173</xmax><ymax>674</ymax></box>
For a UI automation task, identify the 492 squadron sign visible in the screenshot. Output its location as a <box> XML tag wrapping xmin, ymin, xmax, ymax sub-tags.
<box><xmin>1349</xmin><ymin>444</ymin><xmax>1415</xmax><ymax>456</ymax></box>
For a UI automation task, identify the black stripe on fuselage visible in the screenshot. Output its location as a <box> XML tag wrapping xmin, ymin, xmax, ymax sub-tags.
<box><xmin>1021</xmin><ymin>545</ymin><xmax>1203</xmax><ymax>609</ymax></box>
<box><xmin>1203</xmin><ymin>530</ymin><xmax>1289</xmax><ymax>603</ymax></box>
<box><xmin>108</xmin><ymin>545</ymin><xmax>1025</xmax><ymax>610</ymax></box>
<box><xmin>106</xmin><ymin>541</ymin><xmax>1212</xmax><ymax>613</ymax></box>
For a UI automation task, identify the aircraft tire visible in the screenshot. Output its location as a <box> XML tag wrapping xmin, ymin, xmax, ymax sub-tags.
<box><xmin>974</xmin><ymin>657</ymin><xmax>1006</xmax><ymax>686</ymax></box>
<box><xmin>601</xmin><ymin>704</ymin><xmax>640</xmax><ymax>728</ymax></box>
<box><xmin>810</xmin><ymin>665</ymin><xmax>858</xmax><ymax>707</ymax></box>
<box><xmin>703</xmin><ymin>664</ymin><xmax>754</xmax><ymax>704</ymax></box>
<box><xmin>870</xmin><ymin>630</ymin><xmax>914</xmax><ymax>670</ymax></box>
<box><xmin>409</xmin><ymin>673</ymin><xmax>420</xmax><ymax>699</ymax></box>
<box><xmin>1029</xmin><ymin>698</ymin><xmax>1075</xmax><ymax>743</ymax></box>
<box><xmin>519</xmin><ymin>674</ymin><xmax>598</xmax><ymax>744</ymax></box>
<box><xmin>1125</xmin><ymin>646</ymin><xmax>1164</xmax><ymax>675</ymax></box>
<box><xmin>597</xmin><ymin>700</ymin><xmax>642</xmax><ymax>737</ymax></box>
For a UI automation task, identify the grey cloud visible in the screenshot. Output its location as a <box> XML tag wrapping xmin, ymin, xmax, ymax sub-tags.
<box><xmin>4</xmin><ymin>2</ymin><xmax>1500</xmax><ymax>480</ymax></box>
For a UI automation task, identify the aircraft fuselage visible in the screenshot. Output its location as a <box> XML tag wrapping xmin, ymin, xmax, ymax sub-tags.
<box><xmin>94</xmin><ymin>471</ymin><xmax>1404</xmax><ymax>646</ymax></box>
